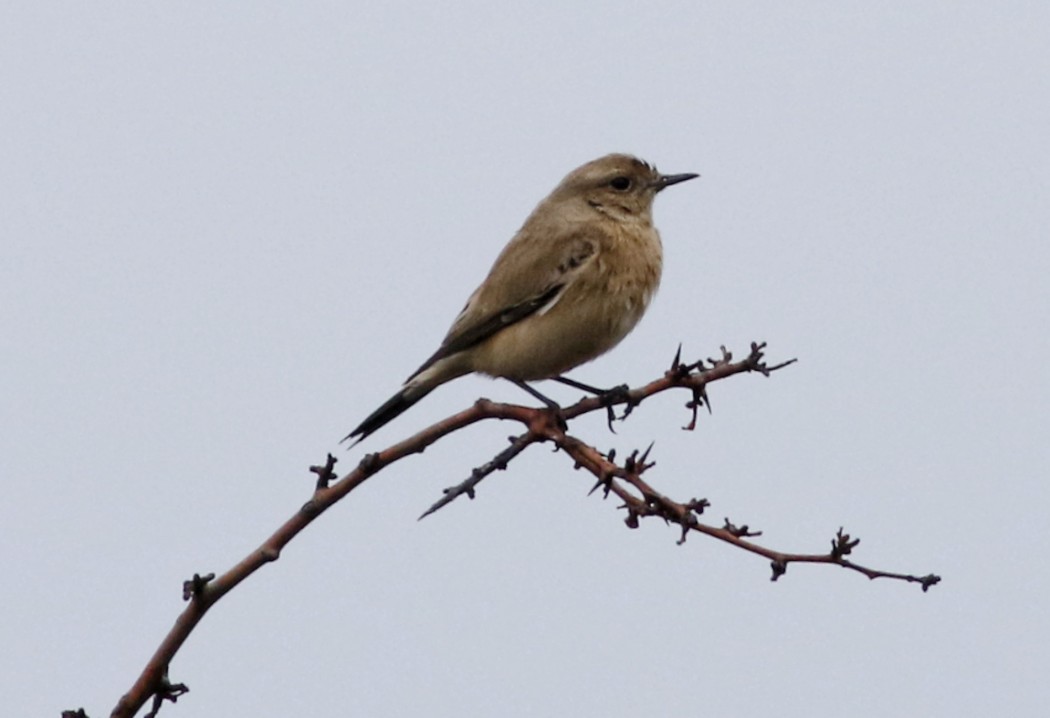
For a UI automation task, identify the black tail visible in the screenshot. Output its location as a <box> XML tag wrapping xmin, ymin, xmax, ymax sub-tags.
<box><xmin>341</xmin><ymin>384</ymin><xmax>434</xmax><ymax>447</ymax></box>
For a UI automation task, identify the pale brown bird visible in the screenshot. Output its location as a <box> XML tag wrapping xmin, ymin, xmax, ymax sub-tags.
<box><xmin>344</xmin><ymin>153</ymin><xmax>696</xmax><ymax>445</ymax></box>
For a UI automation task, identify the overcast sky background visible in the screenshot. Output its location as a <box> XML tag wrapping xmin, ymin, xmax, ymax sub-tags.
<box><xmin>3</xmin><ymin>3</ymin><xmax>1048</xmax><ymax>716</ymax></box>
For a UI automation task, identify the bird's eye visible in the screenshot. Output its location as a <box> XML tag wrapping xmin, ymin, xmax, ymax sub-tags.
<box><xmin>609</xmin><ymin>176</ymin><xmax>632</xmax><ymax>191</ymax></box>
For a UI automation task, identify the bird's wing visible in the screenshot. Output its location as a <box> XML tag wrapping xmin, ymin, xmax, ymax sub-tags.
<box><xmin>406</xmin><ymin>229</ymin><xmax>599</xmax><ymax>382</ymax></box>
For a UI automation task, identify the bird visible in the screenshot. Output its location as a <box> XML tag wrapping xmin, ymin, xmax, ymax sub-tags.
<box><xmin>343</xmin><ymin>153</ymin><xmax>697</xmax><ymax>446</ymax></box>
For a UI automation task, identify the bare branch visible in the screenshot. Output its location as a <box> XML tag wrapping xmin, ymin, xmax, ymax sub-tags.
<box><xmin>419</xmin><ymin>430</ymin><xmax>540</xmax><ymax>519</ymax></box>
<box><xmin>103</xmin><ymin>343</ymin><xmax>936</xmax><ymax>718</ymax></box>
<box><xmin>555</xmin><ymin>433</ymin><xmax>938</xmax><ymax>589</ymax></box>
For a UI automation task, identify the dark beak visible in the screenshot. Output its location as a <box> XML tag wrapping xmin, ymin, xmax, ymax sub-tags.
<box><xmin>655</xmin><ymin>172</ymin><xmax>699</xmax><ymax>191</ymax></box>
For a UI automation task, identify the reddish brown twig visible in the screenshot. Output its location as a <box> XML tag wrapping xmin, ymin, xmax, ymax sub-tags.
<box><xmin>102</xmin><ymin>343</ymin><xmax>935</xmax><ymax>718</ymax></box>
<box><xmin>554</xmin><ymin>435</ymin><xmax>940</xmax><ymax>590</ymax></box>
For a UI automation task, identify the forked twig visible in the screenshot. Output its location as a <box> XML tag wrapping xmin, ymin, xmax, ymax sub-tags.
<box><xmin>101</xmin><ymin>343</ymin><xmax>936</xmax><ymax>718</ymax></box>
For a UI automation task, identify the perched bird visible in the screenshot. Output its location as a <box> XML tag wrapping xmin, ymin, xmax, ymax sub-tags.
<box><xmin>344</xmin><ymin>153</ymin><xmax>697</xmax><ymax>446</ymax></box>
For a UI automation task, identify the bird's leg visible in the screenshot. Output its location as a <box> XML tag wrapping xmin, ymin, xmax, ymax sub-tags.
<box><xmin>553</xmin><ymin>375</ymin><xmax>631</xmax><ymax>405</ymax></box>
<box><xmin>552</xmin><ymin>376</ymin><xmax>633</xmax><ymax>433</ymax></box>
<box><xmin>509</xmin><ymin>379</ymin><xmax>567</xmax><ymax>431</ymax></box>
<box><xmin>510</xmin><ymin>379</ymin><xmax>560</xmax><ymax>409</ymax></box>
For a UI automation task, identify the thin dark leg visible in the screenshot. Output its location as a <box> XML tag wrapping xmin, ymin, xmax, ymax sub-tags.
<box><xmin>553</xmin><ymin>375</ymin><xmax>633</xmax><ymax>434</ymax></box>
<box><xmin>510</xmin><ymin>379</ymin><xmax>561</xmax><ymax>410</ymax></box>
<box><xmin>554</xmin><ymin>375</ymin><xmax>630</xmax><ymax>405</ymax></box>
<box><xmin>552</xmin><ymin>376</ymin><xmax>605</xmax><ymax>394</ymax></box>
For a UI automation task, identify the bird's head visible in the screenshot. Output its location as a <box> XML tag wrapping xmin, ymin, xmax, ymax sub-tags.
<box><xmin>553</xmin><ymin>153</ymin><xmax>698</xmax><ymax>222</ymax></box>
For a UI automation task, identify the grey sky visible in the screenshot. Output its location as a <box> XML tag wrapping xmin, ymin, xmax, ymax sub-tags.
<box><xmin>3</xmin><ymin>3</ymin><xmax>1047</xmax><ymax>716</ymax></box>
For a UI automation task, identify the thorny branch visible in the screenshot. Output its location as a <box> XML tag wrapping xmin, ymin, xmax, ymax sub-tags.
<box><xmin>419</xmin><ymin>430</ymin><xmax>541</xmax><ymax>519</ymax></box>
<box><xmin>101</xmin><ymin>342</ymin><xmax>938</xmax><ymax>718</ymax></box>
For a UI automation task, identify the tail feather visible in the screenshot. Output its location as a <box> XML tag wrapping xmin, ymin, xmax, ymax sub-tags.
<box><xmin>341</xmin><ymin>384</ymin><xmax>434</xmax><ymax>447</ymax></box>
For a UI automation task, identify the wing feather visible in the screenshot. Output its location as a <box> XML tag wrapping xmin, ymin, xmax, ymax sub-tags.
<box><xmin>406</xmin><ymin>232</ymin><xmax>598</xmax><ymax>382</ymax></box>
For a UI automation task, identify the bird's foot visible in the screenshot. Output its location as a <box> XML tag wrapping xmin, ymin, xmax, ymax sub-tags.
<box><xmin>597</xmin><ymin>384</ymin><xmax>636</xmax><ymax>433</ymax></box>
